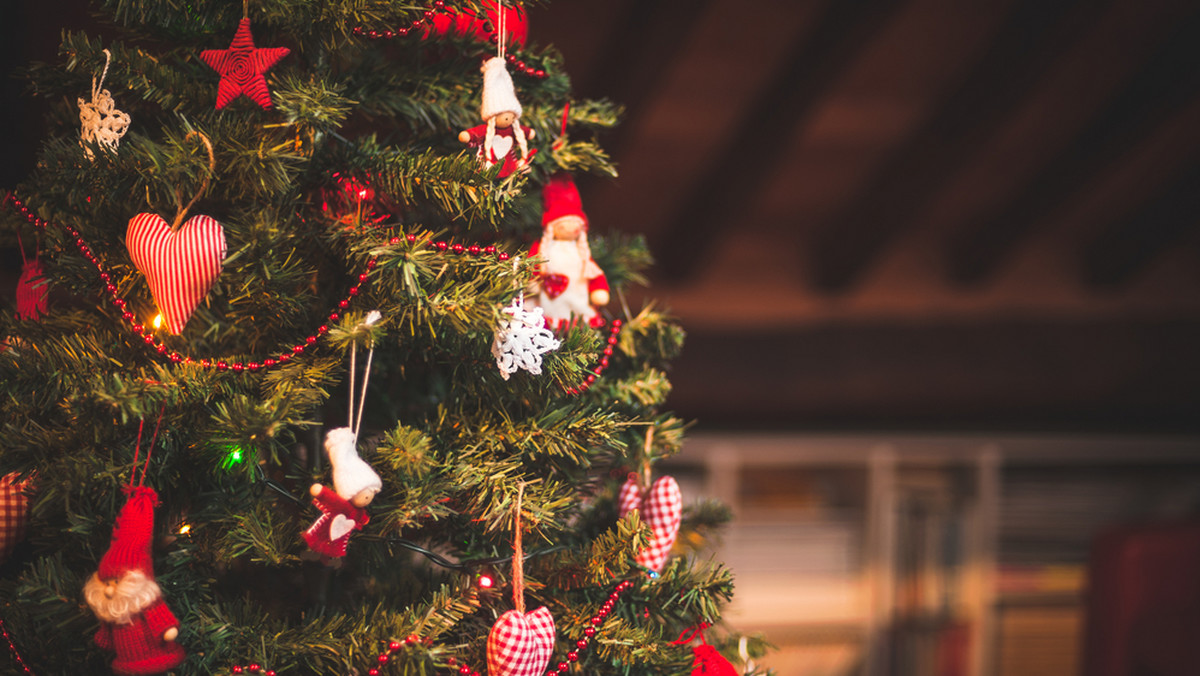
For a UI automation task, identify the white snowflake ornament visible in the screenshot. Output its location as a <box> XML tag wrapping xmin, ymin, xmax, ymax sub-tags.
<box><xmin>492</xmin><ymin>295</ymin><xmax>561</xmax><ymax>380</ymax></box>
<box><xmin>78</xmin><ymin>50</ymin><xmax>131</xmax><ymax>160</ymax></box>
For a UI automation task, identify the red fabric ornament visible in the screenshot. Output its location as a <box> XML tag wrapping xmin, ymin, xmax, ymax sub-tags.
<box><xmin>618</xmin><ymin>474</ymin><xmax>682</xmax><ymax>573</ymax></box>
<box><xmin>690</xmin><ymin>644</ymin><xmax>740</xmax><ymax>676</ymax></box>
<box><xmin>15</xmin><ymin>259</ymin><xmax>48</xmax><ymax>321</ymax></box>
<box><xmin>303</xmin><ymin>484</ymin><xmax>370</xmax><ymax>559</ymax></box>
<box><xmin>486</xmin><ymin>607</ymin><xmax>556</xmax><ymax>676</ymax></box>
<box><xmin>200</xmin><ymin>18</ymin><xmax>290</xmax><ymax>109</ymax></box>
<box><xmin>424</xmin><ymin>1</ymin><xmax>528</xmax><ymax>49</ymax></box>
<box><xmin>87</xmin><ymin>486</ymin><xmax>186</xmax><ymax>676</ymax></box>
<box><xmin>126</xmin><ymin>212</ymin><xmax>226</xmax><ymax>335</ymax></box>
<box><xmin>672</xmin><ymin>624</ymin><xmax>740</xmax><ymax>676</ymax></box>
<box><xmin>0</xmin><ymin>472</ymin><xmax>33</xmax><ymax>563</ymax></box>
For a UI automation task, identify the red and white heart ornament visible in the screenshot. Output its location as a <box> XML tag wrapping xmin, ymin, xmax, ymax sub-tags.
<box><xmin>618</xmin><ymin>473</ymin><xmax>682</xmax><ymax>574</ymax></box>
<box><xmin>486</xmin><ymin>482</ymin><xmax>558</xmax><ymax>676</ymax></box>
<box><xmin>125</xmin><ymin>132</ymin><xmax>225</xmax><ymax>336</ymax></box>
<box><xmin>0</xmin><ymin>472</ymin><xmax>34</xmax><ymax>564</ymax></box>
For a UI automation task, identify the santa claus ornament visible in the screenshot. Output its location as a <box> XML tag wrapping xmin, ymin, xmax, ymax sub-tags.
<box><xmin>84</xmin><ymin>414</ymin><xmax>185</xmax><ymax>675</ymax></box>
<box><xmin>527</xmin><ymin>173</ymin><xmax>610</xmax><ymax>329</ymax></box>
<box><xmin>125</xmin><ymin>132</ymin><xmax>226</xmax><ymax>336</ymax></box>
<box><xmin>458</xmin><ymin>55</ymin><xmax>536</xmax><ymax>178</ymax></box>
<box><xmin>487</xmin><ymin>482</ymin><xmax>557</xmax><ymax>676</ymax></box>
<box><xmin>303</xmin><ymin>427</ymin><xmax>382</xmax><ymax>559</ymax></box>
<box><xmin>618</xmin><ymin>473</ymin><xmax>682</xmax><ymax>574</ymax></box>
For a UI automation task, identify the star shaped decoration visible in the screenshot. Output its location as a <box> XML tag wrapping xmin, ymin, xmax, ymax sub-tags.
<box><xmin>200</xmin><ymin>18</ymin><xmax>290</xmax><ymax>109</ymax></box>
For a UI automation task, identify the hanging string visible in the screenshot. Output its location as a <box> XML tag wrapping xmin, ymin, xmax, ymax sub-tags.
<box><xmin>640</xmin><ymin>425</ymin><xmax>655</xmax><ymax>492</ymax></box>
<box><xmin>347</xmin><ymin>311</ymin><xmax>382</xmax><ymax>440</ymax></box>
<box><xmin>170</xmin><ymin>131</ymin><xmax>216</xmax><ymax>231</ymax></box>
<box><xmin>496</xmin><ymin>0</ymin><xmax>506</xmax><ymax>60</ymax></box>
<box><xmin>15</xmin><ymin>230</ymin><xmax>27</xmax><ymax>266</ymax></box>
<box><xmin>128</xmin><ymin>404</ymin><xmax>166</xmax><ymax>489</ymax></box>
<box><xmin>670</xmin><ymin>622</ymin><xmax>710</xmax><ymax>646</ymax></box>
<box><xmin>512</xmin><ymin>481</ymin><xmax>526</xmax><ymax>614</ymax></box>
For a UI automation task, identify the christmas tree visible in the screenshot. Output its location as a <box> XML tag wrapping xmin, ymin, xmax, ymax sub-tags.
<box><xmin>0</xmin><ymin>1</ymin><xmax>766</xmax><ymax>675</ymax></box>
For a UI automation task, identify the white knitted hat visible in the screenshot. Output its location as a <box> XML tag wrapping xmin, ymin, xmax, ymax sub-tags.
<box><xmin>325</xmin><ymin>427</ymin><xmax>382</xmax><ymax>500</ymax></box>
<box><xmin>479</xmin><ymin>56</ymin><xmax>521</xmax><ymax>120</ymax></box>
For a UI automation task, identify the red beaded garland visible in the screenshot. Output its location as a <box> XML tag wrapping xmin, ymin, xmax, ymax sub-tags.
<box><xmin>2</xmin><ymin>193</ymin><xmax>620</xmax><ymax>394</ymax></box>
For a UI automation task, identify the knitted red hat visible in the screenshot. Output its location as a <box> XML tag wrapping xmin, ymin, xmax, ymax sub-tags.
<box><xmin>541</xmin><ymin>173</ymin><xmax>587</xmax><ymax>230</ymax></box>
<box><xmin>98</xmin><ymin>486</ymin><xmax>159</xmax><ymax>580</ymax></box>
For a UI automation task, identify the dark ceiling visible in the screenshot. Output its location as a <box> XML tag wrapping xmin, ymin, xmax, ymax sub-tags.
<box><xmin>531</xmin><ymin>0</ymin><xmax>1200</xmax><ymax>431</ymax></box>
<box><xmin>3</xmin><ymin>1</ymin><xmax>1199</xmax><ymax>431</ymax></box>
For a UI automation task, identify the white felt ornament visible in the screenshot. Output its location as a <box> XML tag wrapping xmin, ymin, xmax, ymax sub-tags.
<box><xmin>492</xmin><ymin>293</ymin><xmax>560</xmax><ymax>380</ymax></box>
<box><xmin>78</xmin><ymin>50</ymin><xmax>131</xmax><ymax>160</ymax></box>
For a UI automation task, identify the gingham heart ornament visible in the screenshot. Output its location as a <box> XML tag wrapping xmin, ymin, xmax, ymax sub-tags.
<box><xmin>126</xmin><ymin>212</ymin><xmax>226</xmax><ymax>335</ymax></box>
<box><xmin>487</xmin><ymin>606</ymin><xmax>556</xmax><ymax>676</ymax></box>
<box><xmin>618</xmin><ymin>474</ymin><xmax>682</xmax><ymax>573</ymax></box>
<box><xmin>0</xmin><ymin>472</ymin><xmax>34</xmax><ymax>564</ymax></box>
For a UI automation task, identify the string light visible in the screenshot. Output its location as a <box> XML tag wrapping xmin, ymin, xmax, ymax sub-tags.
<box><xmin>151</xmin><ymin>313</ymin><xmax>163</xmax><ymax>330</ymax></box>
<box><xmin>178</xmin><ymin>523</ymin><xmax>192</xmax><ymax>535</ymax></box>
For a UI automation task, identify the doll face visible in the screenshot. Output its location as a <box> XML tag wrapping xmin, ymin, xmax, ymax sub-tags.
<box><xmin>493</xmin><ymin>111</ymin><xmax>517</xmax><ymax>128</ymax></box>
<box><xmin>350</xmin><ymin>486</ymin><xmax>379</xmax><ymax>508</ymax></box>
<box><xmin>550</xmin><ymin>215</ymin><xmax>585</xmax><ymax>241</ymax></box>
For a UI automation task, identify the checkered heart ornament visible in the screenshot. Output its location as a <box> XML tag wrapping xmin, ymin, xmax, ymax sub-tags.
<box><xmin>124</xmin><ymin>132</ymin><xmax>225</xmax><ymax>335</ymax></box>
<box><xmin>618</xmin><ymin>474</ymin><xmax>682</xmax><ymax>573</ymax></box>
<box><xmin>0</xmin><ymin>472</ymin><xmax>34</xmax><ymax>563</ymax></box>
<box><xmin>487</xmin><ymin>482</ymin><xmax>558</xmax><ymax>676</ymax></box>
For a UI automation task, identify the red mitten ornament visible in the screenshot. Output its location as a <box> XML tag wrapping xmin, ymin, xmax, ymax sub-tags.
<box><xmin>0</xmin><ymin>472</ymin><xmax>33</xmax><ymax>563</ymax></box>
<box><xmin>487</xmin><ymin>607</ymin><xmax>556</xmax><ymax>676</ymax></box>
<box><xmin>15</xmin><ymin>259</ymin><xmax>48</xmax><ymax>321</ymax></box>
<box><xmin>126</xmin><ymin>212</ymin><xmax>226</xmax><ymax>336</ymax></box>
<box><xmin>618</xmin><ymin>474</ymin><xmax>682</xmax><ymax>573</ymax></box>
<box><xmin>200</xmin><ymin>18</ymin><xmax>289</xmax><ymax>109</ymax></box>
<box><xmin>673</xmin><ymin>625</ymin><xmax>740</xmax><ymax>676</ymax></box>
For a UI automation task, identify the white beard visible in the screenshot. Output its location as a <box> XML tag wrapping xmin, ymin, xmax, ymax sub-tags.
<box><xmin>83</xmin><ymin>570</ymin><xmax>161</xmax><ymax>625</ymax></box>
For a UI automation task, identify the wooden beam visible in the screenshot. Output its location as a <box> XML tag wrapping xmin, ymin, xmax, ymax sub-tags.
<box><xmin>946</xmin><ymin>6</ymin><xmax>1200</xmax><ymax>286</ymax></box>
<box><xmin>1082</xmin><ymin>156</ymin><xmax>1200</xmax><ymax>289</ymax></box>
<box><xmin>653</xmin><ymin>0</ymin><xmax>906</xmax><ymax>281</ymax></box>
<box><xmin>808</xmin><ymin>0</ymin><xmax>1104</xmax><ymax>293</ymax></box>
<box><xmin>578</xmin><ymin>0</ymin><xmax>715</xmax><ymax>160</ymax></box>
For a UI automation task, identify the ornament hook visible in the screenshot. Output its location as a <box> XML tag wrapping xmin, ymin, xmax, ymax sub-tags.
<box><xmin>171</xmin><ymin>131</ymin><xmax>216</xmax><ymax>231</ymax></box>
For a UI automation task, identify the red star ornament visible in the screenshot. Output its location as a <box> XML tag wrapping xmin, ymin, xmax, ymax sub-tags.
<box><xmin>201</xmin><ymin>18</ymin><xmax>289</xmax><ymax>109</ymax></box>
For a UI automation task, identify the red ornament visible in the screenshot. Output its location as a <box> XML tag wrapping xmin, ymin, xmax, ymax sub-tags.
<box><xmin>486</xmin><ymin>607</ymin><xmax>555</xmax><ymax>676</ymax></box>
<box><xmin>618</xmin><ymin>475</ymin><xmax>682</xmax><ymax>574</ymax></box>
<box><xmin>0</xmin><ymin>473</ymin><xmax>33</xmax><ymax>563</ymax></box>
<box><xmin>201</xmin><ymin>18</ymin><xmax>290</xmax><ymax>109</ymax></box>
<box><xmin>15</xmin><ymin>259</ymin><xmax>48</xmax><ymax>321</ymax></box>
<box><xmin>126</xmin><ymin>212</ymin><xmax>226</xmax><ymax>335</ymax></box>
<box><xmin>424</xmin><ymin>1</ymin><xmax>527</xmax><ymax>49</ymax></box>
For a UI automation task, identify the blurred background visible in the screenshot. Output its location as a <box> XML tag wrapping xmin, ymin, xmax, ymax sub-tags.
<box><xmin>4</xmin><ymin>1</ymin><xmax>1200</xmax><ymax>674</ymax></box>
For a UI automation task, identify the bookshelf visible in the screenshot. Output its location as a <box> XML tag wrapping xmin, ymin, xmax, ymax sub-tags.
<box><xmin>665</xmin><ymin>434</ymin><xmax>1200</xmax><ymax>676</ymax></box>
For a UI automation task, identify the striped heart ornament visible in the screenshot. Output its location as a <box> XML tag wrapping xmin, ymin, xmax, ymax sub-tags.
<box><xmin>126</xmin><ymin>212</ymin><xmax>226</xmax><ymax>335</ymax></box>
<box><xmin>487</xmin><ymin>607</ymin><xmax>556</xmax><ymax>676</ymax></box>
<box><xmin>618</xmin><ymin>474</ymin><xmax>682</xmax><ymax>573</ymax></box>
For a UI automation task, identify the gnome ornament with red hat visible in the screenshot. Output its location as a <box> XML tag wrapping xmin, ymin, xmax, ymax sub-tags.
<box><xmin>83</xmin><ymin>486</ymin><xmax>186</xmax><ymax>675</ymax></box>
<box><xmin>458</xmin><ymin>56</ymin><xmax>535</xmax><ymax>178</ymax></box>
<box><xmin>527</xmin><ymin>173</ymin><xmax>610</xmax><ymax>329</ymax></box>
<box><xmin>303</xmin><ymin>427</ymin><xmax>382</xmax><ymax>560</ymax></box>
